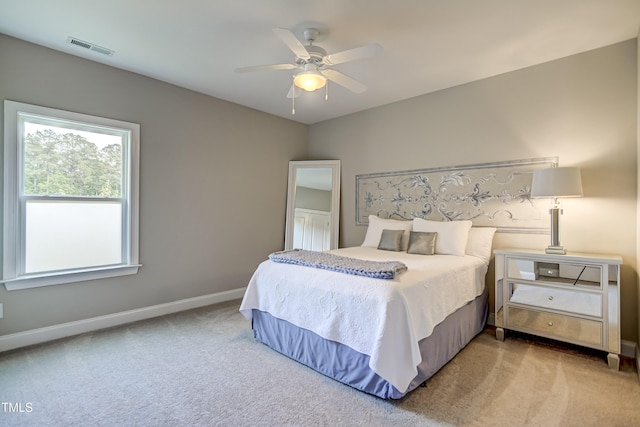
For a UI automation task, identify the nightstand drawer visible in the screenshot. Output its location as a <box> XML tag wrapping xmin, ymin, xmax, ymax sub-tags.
<box><xmin>507</xmin><ymin>307</ymin><xmax>603</xmax><ymax>347</ymax></box>
<box><xmin>508</xmin><ymin>283</ymin><xmax>602</xmax><ymax>317</ymax></box>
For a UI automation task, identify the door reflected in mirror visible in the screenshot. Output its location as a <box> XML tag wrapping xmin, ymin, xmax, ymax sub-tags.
<box><xmin>285</xmin><ymin>161</ymin><xmax>340</xmax><ymax>251</ymax></box>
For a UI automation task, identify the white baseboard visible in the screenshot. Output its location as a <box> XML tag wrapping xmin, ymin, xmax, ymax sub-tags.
<box><xmin>636</xmin><ymin>345</ymin><xmax>640</xmax><ymax>382</ymax></box>
<box><xmin>0</xmin><ymin>287</ymin><xmax>246</xmax><ymax>353</ymax></box>
<box><xmin>622</xmin><ymin>340</ymin><xmax>638</xmax><ymax>359</ymax></box>
<box><xmin>486</xmin><ymin>313</ymin><xmax>637</xmax><ymax>359</ymax></box>
<box><xmin>487</xmin><ymin>312</ymin><xmax>496</xmax><ymax>327</ymax></box>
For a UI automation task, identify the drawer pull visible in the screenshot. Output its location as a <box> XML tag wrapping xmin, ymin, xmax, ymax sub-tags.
<box><xmin>548</xmin><ymin>321</ymin><xmax>553</xmax><ymax>327</ymax></box>
<box><xmin>548</xmin><ymin>295</ymin><xmax>554</xmax><ymax>301</ymax></box>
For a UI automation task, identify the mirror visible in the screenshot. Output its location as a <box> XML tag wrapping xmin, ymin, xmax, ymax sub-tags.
<box><xmin>285</xmin><ymin>160</ymin><xmax>340</xmax><ymax>251</ymax></box>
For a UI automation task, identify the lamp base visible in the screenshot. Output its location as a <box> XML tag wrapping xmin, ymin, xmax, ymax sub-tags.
<box><xmin>545</xmin><ymin>245</ymin><xmax>567</xmax><ymax>255</ymax></box>
<box><xmin>545</xmin><ymin>206</ymin><xmax>566</xmax><ymax>255</ymax></box>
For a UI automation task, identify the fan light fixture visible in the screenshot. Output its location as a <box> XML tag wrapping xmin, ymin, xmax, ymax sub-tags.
<box><xmin>235</xmin><ymin>27</ymin><xmax>384</xmax><ymax>106</ymax></box>
<box><xmin>293</xmin><ymin>65</ymin><xmax>326</xmax><ymax>92</ymax></box>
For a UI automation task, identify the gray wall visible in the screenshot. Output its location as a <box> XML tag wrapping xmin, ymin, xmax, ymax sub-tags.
<box><xmin>294</xmin><ymin>187</ymin><xmax>331</xmax><ymax>212</ymax></box>
<box><xmin>0</xmin><ymin>34</ymin><xmax>307</xmax><ymax>335</ymax></box>
<box><xmin>637</xmin><ymin>29</ymin><xmax>640</xmax><ymax>364</ymax></box>
<box><xmin>309</xmin><ymin>40</ymin><xmax>638</xmax><ymax>342</ymax></box>
<box><xmin>1</xmin><ymin>33</ymin><xmax>638</xmax><ymax>346</ymax></box>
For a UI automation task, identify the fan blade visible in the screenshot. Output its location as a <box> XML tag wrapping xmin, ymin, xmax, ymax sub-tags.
<box><xmin>323</xmin><ymin>43</ymin><xmax>383</xmax><ymax>66</ymax></box>
<box><xmin>235</xmin><ymin>63</ymin><xmax>297</xmax><ymax>73</ymax></box>
<box><xmin>321</xmin><ymin>69</ymin><xmax>367</xmax><ymax>93</ymax></box>
<box><xmin>286</xmin><ymin>84</ymin><xmax>301</xmax><ymax>99</ymax></box>
<box><xmin>273</xmin><ymin>28</ymin><xmax>310</xmax><ymax>60</ymax></box>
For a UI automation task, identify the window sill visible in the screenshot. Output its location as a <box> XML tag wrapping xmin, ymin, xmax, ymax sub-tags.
<box><xmin>2</xmin><ymin>264</ymin><xmax>142</xmax><ymax>291</ymax></box>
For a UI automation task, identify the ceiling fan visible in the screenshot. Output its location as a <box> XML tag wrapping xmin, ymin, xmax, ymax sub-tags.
<box><xmin>235</xmin><ymin>28</ymin><xmax>383</xmax><ymax>100</ymax></box>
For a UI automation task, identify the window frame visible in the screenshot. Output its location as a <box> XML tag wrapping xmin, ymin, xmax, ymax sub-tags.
<box><xmin>3</xmin><ymin>100</ymin><xmax>140</xmax><ymax>290</ymax></box>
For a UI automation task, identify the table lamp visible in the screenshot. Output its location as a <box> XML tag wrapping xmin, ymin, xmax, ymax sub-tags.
<box><xmin>531</xmin><ymin>166</ymin><xmax>583</xmax><ymax>255</ymax></box>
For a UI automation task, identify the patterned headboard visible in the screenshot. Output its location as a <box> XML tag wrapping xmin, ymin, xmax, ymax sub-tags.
<box><xmin>356</xmin><ymin>157</ymin><xmax>557</xmax><ymax>233</ymax></box>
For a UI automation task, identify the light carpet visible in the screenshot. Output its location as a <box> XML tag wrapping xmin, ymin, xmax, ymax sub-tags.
<box><xmin>0</xmin><ymin>299</ymin><xmax>638</xmax><ymax>426</ymax></box>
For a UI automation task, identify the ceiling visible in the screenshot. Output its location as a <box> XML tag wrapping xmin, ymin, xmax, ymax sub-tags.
<box><xmin>1</xmin><ymin>1</ymin><xmax>639</xmax><ymax>125</ymax></box>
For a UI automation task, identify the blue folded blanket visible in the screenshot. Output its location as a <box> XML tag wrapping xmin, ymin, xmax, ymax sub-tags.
<box><xmin>268</xmin><ymin>249</ymin><xmax>407</xmax><ymax>279</ymax></box>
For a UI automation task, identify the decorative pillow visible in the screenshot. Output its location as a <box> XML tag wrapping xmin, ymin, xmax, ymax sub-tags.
<box><xmin>377</xmin><ymin>229</ymin><xmax>404</xmax><ymax>252</ymax></box>
<box><xmin>412</xmin><ymin>218</ymin><xmax>472</xmax><ymax>256</ymax></box>
<box><xmin>361</xmin><ymin>215</ymin><xmax>412</xmax><ymax>250</ymax></box>
<box><xmin>407</xmin><ymin>231</ymin><xmax>437</xmax><ymax>255</ymax></box>
<box><xmin>465</xmin><ymin>227</ymin><xmax>497</xmax><ymax>264</ymax></box>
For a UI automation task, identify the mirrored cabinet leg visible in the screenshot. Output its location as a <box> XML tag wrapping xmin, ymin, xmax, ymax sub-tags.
<box><xmin>496</xmin><ymin>327</ymin><xmax>505</xmax><ymax>342</ymax></box>
<box><xmin>607</xmin><ymin>353</ymin><xmax>620</xmax><ymax>371</ymax></box>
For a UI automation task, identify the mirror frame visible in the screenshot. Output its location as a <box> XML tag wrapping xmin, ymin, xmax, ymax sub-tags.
<box><xmin>285</xmin><ymin>160</ymin><xmax>341</xmax><ymax>251</ymax></box>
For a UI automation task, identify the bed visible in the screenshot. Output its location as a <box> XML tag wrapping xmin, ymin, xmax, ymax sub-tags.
<box><xmin>239</xmin><ymin>216</ymin><xmax>496</xmax><ymax>399</ymax></box>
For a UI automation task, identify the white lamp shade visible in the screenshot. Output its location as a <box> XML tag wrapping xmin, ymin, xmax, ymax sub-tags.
<box><xmin>293</xmin><ymin>63</ymin><xmax>327</xmax><ymax>92</ymax></box>
<box><xmin>531</xmin><ymin>167</ymin><xmax>583</xmax><ymax>198</ymax></box>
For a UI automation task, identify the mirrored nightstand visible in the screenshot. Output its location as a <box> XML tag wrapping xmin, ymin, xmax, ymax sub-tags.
<box><xmin>494</xmin><ymin>248</ymin><xmax>623</xmax><ymax>370</ymax></box>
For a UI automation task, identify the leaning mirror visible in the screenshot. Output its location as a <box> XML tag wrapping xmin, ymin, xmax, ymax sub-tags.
<box><xmin>285</xmin><ymin>160</ymin><xmax>340</xmax><ymax>251</ymax></box>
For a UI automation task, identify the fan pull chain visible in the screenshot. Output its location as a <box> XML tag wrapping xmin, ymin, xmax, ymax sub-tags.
<box><xmin>325</xmin><ymin>82</ymin><xmax>329</xmax><ymax>101</ymax></box>
<box><xmin>292</xmin><ymin>84</ymin><xmax>296</xmax><ymax>115</ymax></box>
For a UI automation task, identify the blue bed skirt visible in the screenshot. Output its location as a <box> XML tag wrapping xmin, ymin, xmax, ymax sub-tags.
<box><xmin>251</xmin><ymin>288</ymin><xmax>488</xmax><ymax>399</ymax></box>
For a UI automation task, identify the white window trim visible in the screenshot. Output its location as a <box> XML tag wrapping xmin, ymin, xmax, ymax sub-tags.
<box><xmin>3</xmin><ymin>100</ymin><xmax>141</xmax><ymax>290</ymax></box>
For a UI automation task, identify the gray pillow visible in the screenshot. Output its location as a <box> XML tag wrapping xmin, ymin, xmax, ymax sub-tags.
<box><xmin>407</xmin><ymin>231</ymin><xmax>437</xmax><ymax>255</ymax></box>
<box><xmin>377</xmin><ymin>229</ymin><xmax>404</xmax><ymax>251</ymax></box>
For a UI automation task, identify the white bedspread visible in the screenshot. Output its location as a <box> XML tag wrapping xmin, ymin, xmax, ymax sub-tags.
<box><xmin>239</xmin><ymin>247</ymin><xmax>487</xmax><ymax>393</ymax></box>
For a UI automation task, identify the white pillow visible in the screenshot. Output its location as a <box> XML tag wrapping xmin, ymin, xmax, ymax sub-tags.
<box><xmin>361</xmin><ymin>215</ymin><xmax>413</xmax><ymax>251</ymax></box>
<box><xmin>465</xmin><ymin>227</ymin><xmax>497</xmax><ymax>264</ymax></box>
<box><xmin>412</xmin><ymin>218</ymin><xmax>472</xmax><ymax>256</ymax></box>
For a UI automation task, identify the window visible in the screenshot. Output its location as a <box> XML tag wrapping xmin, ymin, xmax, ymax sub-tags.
<box><xmin>3</xmin><ymin>100</ymin><xmax>140</xmax><ymax>290</ymax></box>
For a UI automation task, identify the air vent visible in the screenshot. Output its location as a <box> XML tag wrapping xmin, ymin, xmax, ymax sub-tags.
<box><xmin>66</xmin><ymin>37</ymin><xmax>114</xmax><ymax>56</ymax></box>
